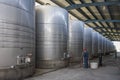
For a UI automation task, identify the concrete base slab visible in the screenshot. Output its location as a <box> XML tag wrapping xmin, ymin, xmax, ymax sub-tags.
<box><xmin>25</xmin><ymin>55</ymin><xmax>120</xmax><ymax>80</ymax></box>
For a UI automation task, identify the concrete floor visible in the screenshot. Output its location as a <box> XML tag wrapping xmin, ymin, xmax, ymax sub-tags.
<box><xmin>25</xmin><ymin>54</ymin><xmax>120</xmax><ymax>80</ymax></box>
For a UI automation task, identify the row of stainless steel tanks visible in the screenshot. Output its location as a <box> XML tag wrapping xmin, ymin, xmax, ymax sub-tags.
<box><xmin>0</xmin><ymin>2</ymin><xmax>115</xmax><ymax>79</ymax></box>
<box><xmin>36</xmin><ymin>5</ymin><xmax>115</xmax><ymax>68</ymax></box>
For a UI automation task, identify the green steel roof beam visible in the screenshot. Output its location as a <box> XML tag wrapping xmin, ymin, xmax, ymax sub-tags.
<box><xmin>85</xmin><ymin>19</ymin><xmax>120</xmax><ymax>23</ymax></box>
<box><xmin>65</xmin><ymin>1</ymin><xmax>120</xmax><ymax>10</ymax></box>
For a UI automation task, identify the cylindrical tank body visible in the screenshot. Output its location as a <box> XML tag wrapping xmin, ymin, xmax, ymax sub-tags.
<box><xmin>92</xmin><ymin>31</ymin><xmax>98</xmax><ymax>57</ymax></box>
<box><xmin>106</xmin><ymin>39</ymin><xmax>111</xmax><ymax>54</ymax></box>
<box><xmin>0</xmin><ymin>0</ymin><xmax>35</xmax><ymax>79</ymax></box>
<box><xmin>105</xmin><ymin>38</ymin><xmax>108</xmax><ymax>53</ymax></box>
<box><xmin>36</xmin><ymin>5</ymin><xmax>68</xmax><ymax>69</ymax></box>
<box><xmin>83</xmin><ymin>27</ymin><xmax>92</xmax><ymax>58</ymax></box>
<box><xmin>106</xmin><ymin>39</ymin><xmax>109</xmax><ymax>53</ymax></box>
<box><xmin>101</xmin><ymin>35</ymin><xmax>104</xmax><ymax>53</ymax></box>
<box><xmin>68</xmin><ymin>20</ymin><xmax>84</xmax><ymax>62</ymax></box>
<box><xmin>98</xmin><ymin>34</ymin><xmax>103</xmax><ymax>53</ymax></box>
<box><xmin>103</xmin><ymin>37</ymin><xmax>107</xmax><ymax>55</ymax></box>
<box><xmin>112</xmin><ymin>42</ymin><xmax>115</xmax><ymax>52</ymax></box>
<box><xmin>109</xmin><ymin>42</ymin><xmax>115</xmax><ymax>52</ymax></box>
<box><xmin>112</xmin><ymin>43</ymin><xmax>116</xmax><ymax>52</ymax></box>
<box><xmin>108</xmin><ymin>40</ymin><xmax>111</xmax><ymax>52</ymax></box>
<box><xmin>104</xmin><ymin>38</ymin><xmax>107</xmax><ymax>54</ymax></box>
